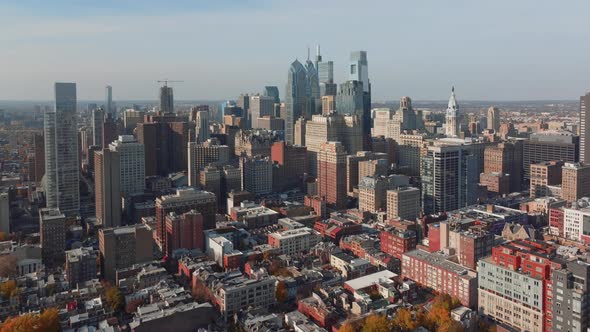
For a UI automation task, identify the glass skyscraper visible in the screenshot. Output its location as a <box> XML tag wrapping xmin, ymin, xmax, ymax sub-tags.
<box><xmin>285</xmin><ymin>60</ymin><xmax>307</xmax><ymax>144</ymax></box>
<box><xmin>45</xmin><ymin>82</ymin><xmax>80</xmax><ymax>216</ymax></box>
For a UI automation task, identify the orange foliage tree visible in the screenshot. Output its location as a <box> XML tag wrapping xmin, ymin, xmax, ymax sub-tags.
<box><xmin>0</xmin><ymin>308</ymin><xmax>60</xmax><ymax>332</ymax></box>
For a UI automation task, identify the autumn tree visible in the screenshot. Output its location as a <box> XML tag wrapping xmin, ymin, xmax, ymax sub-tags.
<box><xmin>0</xmin><ymin>255</ymin><xmax>16</xmax><ymax>278</ymax></box>
<box><xmin>0</xmin><ymin>307</ymin><xmax>60</xmax><ymax>332</ymax></box>
<box><xmin>0</xmin><ymin>280</ymin><xmax>16</xmax><ymax>299</ymax></box>
<box><xmin>391</xmin><ymin>307</ymin><xmax>420</xmax><ymax>331</ymax></box>
<box><xmin>192</xmin><ymin>281</ymin><xmax>212</xmax><ymax>303</ymax></box>
<box><xmin>105</xmin><ymin>286</ymin><xmax>124</xmax><ymax>312</ymax></box>
<box><xmin>362</xmin><ymin>314</ymin><xmax>390</xmax><ymax>332</ymax></box>
<box><xmin>125</xmin><ymin>298</ymin><xmax>144</xmax><ymax>314</ymax></box>
<box><xmin>339</xmin><ymin>322</ymin><xmax>358</xmax><ymax>332</ymax></box>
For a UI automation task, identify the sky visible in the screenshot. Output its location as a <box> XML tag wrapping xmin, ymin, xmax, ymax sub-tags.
<box><xmin>1</xmin><ymin>0</ymin><xmax>590</xmax><ymax>101</ymax></box>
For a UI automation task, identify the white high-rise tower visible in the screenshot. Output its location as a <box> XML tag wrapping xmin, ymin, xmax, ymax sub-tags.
<box><xmin>445</xmin><ymin>86</ymin><xmax>460</xmax><ymax>138</ymax></box>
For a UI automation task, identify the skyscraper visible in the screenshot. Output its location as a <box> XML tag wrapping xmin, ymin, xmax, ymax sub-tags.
<box><xmin>102</xmin><ymin>113</ymin><xmax>117</xmax><ymax>147</ymax></box>
<box><xmin>105</xmin><ymin>85</ymin><xmax>113</xmax><ymax>116</ymax></box>
<box><xmin>305</xmin><ymin>57</ymin><xmax>321</xmax><ymax>116</ymax></box>
<box><xmin>249</xmin><ymin>95</ymin><xmax>275</xmax><ymax>129</ymax></box>
<box><xmin>421</xmin><ymin>144</ymin><xmax>479</xmax><ymax>214</ymax></box>
<box><xmin>92</xmin><ymin>108</ymin><xmax>104</xmax><ymax>147</ymax></box>
<box><xmin>580</xmin><ymin>92</ymin><xmax>590</xmax><ymax>163</ymax></box>
<box><xmin>194</xmin><ymin>109</ymin><xmax>210</xmax><ymax>143</ymax></box>
<box><xmin>263</xmin><ymin>86</ymin><xmax>280</xmax><ymax>104</ymax></box>
<box><xmin>349</xmin><ymin>51</ymin><xmax>371</xmax><ymax>148</ymax></box>
<box><xmin>285</xmin><ymin>60</ymin><xmax>307</xmax><ymax>144</ymax></box>
<box><xmin>40</xmin><ymin>208</ymin><xmax>66</xmax><ymax>268</ymax></box>
<box><xmin>94</xmin><ymin>149</ymin><xmax>121</xmax><ymax>228</ymax></box>
<box><xmin>317</xmin><ymin>141</ymin><xmax>348</xmax><ymax>210</ymax></box>
<box><xmin>45</xmin><ymin>82</ymin><xmax>80</xmax><ymax>216</ymax></box>
<box><xmin>109</xmin><ymin>135</ymin><xmax>146</xmax><ymax>196</ymax></box>
<box><xmin>160</xmin><ymin>85</ymin><xmax>174</xmax><ymax>114</ymax></box>
<box><xmin>336</xmin><ymin>80</ymin><xmax>364</xmax><ymax>115</ymax></box>
<box><xmin>486</xmin><ymin>106</ymin><xmax>500</xmax><ymax>131</ymax></box>
<box><xmin>187</xmin><ymin>138</ymin><xmax>230</xmax><ymax>186</ymax></box>
<box><xmin>445</xmin><ymin>87</ymin><xmax>460</xmax><ymax>138</ymax></box>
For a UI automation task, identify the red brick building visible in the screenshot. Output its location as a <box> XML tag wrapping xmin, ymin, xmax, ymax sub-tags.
<box><xmin>549</xmin><ymin>208</ymin><xmax>564</xmax><ymax>237</ymax></box>
<box><xmin>380</xmin><ymin>228</ymin><xmax>417</xmax><ymax>259</ymax></box>
<box><xmin>271</xmin><ymin>141</ymin><xmax>307</xmax><ymax>192</ymax></box>
<box><xmin>317</xmin><ymin>142</ymin><xmax>347</xmax><ymax>210</ymax></box>
<box><xmin>165</xmin><ymin>210</ymin><xmax>204</xmax><ymax>255</ymax></box>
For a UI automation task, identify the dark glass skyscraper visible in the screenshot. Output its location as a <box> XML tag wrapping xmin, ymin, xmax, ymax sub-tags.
<box><xmin>159</xmin><ymin>85</ymin><xmax>174</xmax><ymax>114</ymax></box>
<box><xmin>263</xmin><ymin>86</ymin><xmax>280</xmax><ymax>104</ymax></box>
<box><xmin>285</xmin><ymin>59</ymin><xmax>307</xmax><ymax>144</ymax></box>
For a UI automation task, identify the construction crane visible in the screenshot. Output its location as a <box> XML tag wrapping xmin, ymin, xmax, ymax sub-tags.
<box><xmin>156</xmin><ymin>79</ymin><xmax>184</xmax><ymax>87</ymax></box>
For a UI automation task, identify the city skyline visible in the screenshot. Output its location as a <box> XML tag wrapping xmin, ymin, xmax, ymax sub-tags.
<box><xmin>2</xmin><ymin>0</ymin><xmax>590</xmax><ymax>101</ymax></box>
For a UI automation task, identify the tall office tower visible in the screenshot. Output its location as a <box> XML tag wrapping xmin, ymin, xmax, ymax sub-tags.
<box><xmin>165</xmin><ymin>210</ymin><xmax>205</xmax><ymax>255</ymax></box>
<box><xmin>105</xmin><ymin>85</ymin><xmax>113</xmax><ymax>116</ymax></box>
<box><xmin>321</xmin><ymin>96</ymin><xmax>336</xmax><ymax>114</ymax></box>
<box><xmin>200</xmin><ymin>166</ymin><xmax>223</xmax><ymax>199</ymax></box>
<box><xmin>92</xmin><ymin>108</ymin><xmax>105</xmax><ymax>147</ymax></box>
<box><xmin>346</xmin><ymin>152</ymin><xmax>380</xmax><ymax>196</ymax></box>
<box><xmin>99</xmin><ymin>224</ymin><xmax>153</xmax><ymax>281</ymax></box>
<box><xmin>39</xmin><ymin>208</ymin><xmax>66</xmax><ymax>268</ymax></box>
<box><xmin>561</xmin><ymin>162</ymin><xmax>590</xmax><ymax>202</ymax></box>
<box><xmin>580</xmin><ymin>93</ymin><xmax>590</xmax><ymax>162</ymax></box>
<box><xmin>483</xmin><ymin>141</ymin><xmax>523</xmax><ymax>192</ymax></box>
<box><xmin>188</xmin><ymin>138</ymin><xmax>230</xmax><ymax>186</ymax></box>
<box><xmin>155</xmin><ymin>188</ymin><xmax>217</xmax><ymax>249</ymax></box>
<box><xmin>318</xmin><ymin>60</ymin><xmax>334</xmax><ymax>85</ymax></box>
<box><xmin>249</xmin><ymin>95</ymin><xmax>275</xmax><ymax>129</ymax></box>
<box><xmin>109</xmin><ymin>135</ymin><xmax>145</xmax><ymax>195</ymax></box>
<box><xmin>240</xmin><ymin>156</ymin><xmax>273</xmax><ymax>195</ymax></box>
<box><xmin>529</xmin><ymin>161</ymin><xmax>564</xmax><ymax>198</ymax></box>
<box><xmin>294</xmin><ymin>117</ymin><xmax>306</xmax><ymax>146</ymax></box>
<box><xmin>421</xmin><ymin>145</ymin><xmax>479</xmax><ymax>214</ymax></box>
<box><xmin>94</xmin><ymin>149</ymin><xmax>121</xmax><ymax>228</ymax></box>
<box><xmin>237</xmin><ymin>93</ymin><xmax>250</xmax><ymax>114</ymax></box>
<box><xmin>358</xmin><ymin>175</ymin><xmax>397</xmax><ymax>213</ymax></box>
<box><xmin>349</xmin><ymin>51</ymin><xmax>369</xmax><ymax>92</ymax></box>
<box><xmin>223</xmin><ymin>165</ymin><xmax>242</xmax><ymax>193</ymax></box>
<box><xmin>45</xmin><ymin>82</ymin><xmax>80</xmax><ymax>216</ymax></box>
<box><xmin>305</xmin><ymin>58</ymin><xmax>321</xmax><ymax>116</ymax></box>
<box><xmin>523</xmin><ymin>130</ymin><xmax>579</xmax><ymax>179</ymax></box>
<box><xmin>396</xmin><ymin>134</ymin><xmax>426</xmax><ymax>176</ymax></box>
<box><xmin>349</xmin><ymin>51</ymin><xmax>371</xmax><ymax>148</ymax></box>
<box><xmin>445</xmin><ymin>87</ymin><xmax>460</xmax><ymax>137</ymax></box>
<box><xmin>336</xmin><ymin>80</ymin><xmax>364</xmax><ymax>115</ymax></box>
<box><xmin>102</xmin><ymin>113</ymin><xmax>117</xmax><ymax>147</ymax></box>
<box><xmin>317</xmin><ymin>141</ymin><xmax>347</xmax><ymax>210</ymax></box>
<box><xmin>371</xmin><ymin>108</ymin><xmax>395</xmax><ymax>137</ymax></box>
<box><xmin>0</xmin><ymin>192</ymin><xmax>9</xmax><ymax>234</ymax></box>
<box><xmin>194</xmin><ymin>109</ymin><xmax>210</xmax><ymax>143</ymax></box>
<box><xmin>358</xmin><ymin>158</ymin><xmax>389</xmax><ymax>181</ymax></box>
<box><xmin>263</xmin><ymin>86</ymin><xmax>280</xmax><ymax>104</ymax></box>
<box><xmin>123</xmin><ymin>109</ymin><xmax>145</xmax><ymax>134</ymax></box>
<box><xmin>136</xmin><ymin>118</ymin><xmax>194</xmax><ymax>176</ymax></box>
<box><xmin>33</xmin><ymin>133</ymin><xmax>45</xmax><ymax>183</ymax></box>
<box><xmin>271</xmin><ymin>141</ymin><xmax>307</xmax><ymax>191</ymax></box>
<box><xmin>486</xmin><ymin>106</ymin><xmax>500</xmax><ymax>131</ymax></box>
<box><xmin>159</xmin><ymin>85</ymin><xmax>174</xmax><ymax>114</ymax></box>
<box><xmin>305</xmin><ymin>113</ymin><xmax>363</xmax><ymax>175</ymax></box>
<box><xmin>285</xmin><ymin>60</ymin><xmax>307</xmax><ymax>144</ymax></box>
<box><xmin>387</xmin><ymin>186</ymin><xmax>420</xmax><ymax>221</ymax></box>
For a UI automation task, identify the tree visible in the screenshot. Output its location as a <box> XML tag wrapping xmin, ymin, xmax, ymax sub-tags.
<box><xmin>105</xmin><ymin>286</ymin><xmax>124</xmax><ymax>312</ymax></box>
<box><xmin>275</xmin><ymin>280</ymin><xmax>288</xmax><ymax>303</ymax></box>
<box><xmin>0</xmin><ymin>255</ymin><xmax>16</xmax><ymax>278</ymax></box>
<box><xmin>0</xmin><ymin>280</ymin><xmax>16</xmax><ymax>299</ymax></box>
<box><xmin>362</xmin><ymin>314</ymin><xmax>390</xmax><ymax>332</ymax></box>
<box><xmin>392</xmin><ymin>308</ymin><xmax>420</xmax><ymax>331</ymax></box>
<box><xmin>0</xmin><ymin>308</ymin><xmax>59</xmax><ymax>332</ymax></box>
<box><xmin>339</xmin><ymin>322</ymin><xmax>358</xmax><ymax>332</ymax></box>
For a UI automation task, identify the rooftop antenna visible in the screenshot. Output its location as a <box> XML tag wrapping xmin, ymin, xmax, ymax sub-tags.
<box><xmin>157</xmin><ymin>79</ymin><xmax>184</xmax><ymax>87</ymax></box>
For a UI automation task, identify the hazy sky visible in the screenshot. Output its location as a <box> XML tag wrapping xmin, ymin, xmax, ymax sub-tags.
<box><xmin>2</xmin><ymin>0</ymin><xmax>590</xmax><ymax>101</ymax></box>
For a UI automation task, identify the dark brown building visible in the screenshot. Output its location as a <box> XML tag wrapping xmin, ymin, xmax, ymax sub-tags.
<box><xmin>483</xmin><ymin>141</ymin><xmax>523</xmax><ymax>192</ymax></box>
<box><xmin>33</xmin><ymin>133</ymin><xmax>45</xmax><ymax>183</ymax></box>
<box><xmin>136</xmin><ymin>119</ymin><xmax>194</xmax><ymax>176</ymax></box>
<box><xmin>271</xmin><ymin>141</ymin><xmax>307</xmax><ymax>192</ymax></box>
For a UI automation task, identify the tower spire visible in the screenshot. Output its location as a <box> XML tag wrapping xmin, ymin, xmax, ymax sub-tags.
<box><xmin>307</xmin><ymin>47</ymin><xmax>310</xmax><ymax>61</ymax></box>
